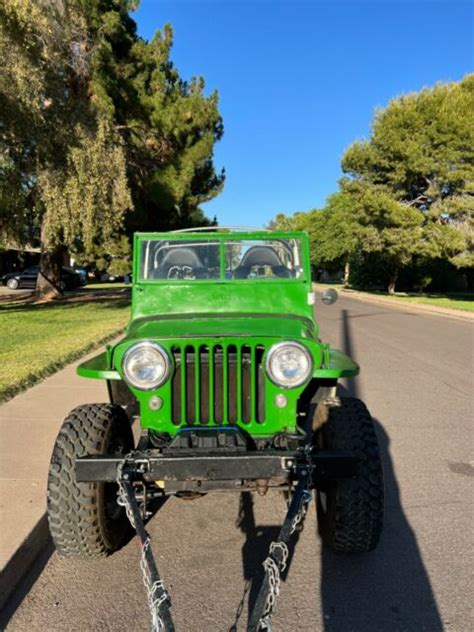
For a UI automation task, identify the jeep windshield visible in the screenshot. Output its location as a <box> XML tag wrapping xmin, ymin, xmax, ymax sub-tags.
<box><xmin>139</xmin><ymin>237</ymin><xmax>304</xmax><ymax>281</ymax></box>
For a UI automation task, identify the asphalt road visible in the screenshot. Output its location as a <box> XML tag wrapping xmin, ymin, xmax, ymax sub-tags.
<box><xmin>3</xmin><ymin>296</ymin><xmax>473</xmax><ymax>632</ymax></box>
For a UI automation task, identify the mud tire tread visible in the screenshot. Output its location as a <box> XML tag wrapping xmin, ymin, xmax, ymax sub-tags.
<box><xmin>315</xmin><ymin>397</ymin><xmax>384</xmax><ymax>553</ymax></box>
<box><xmin>47</xmin><ymin>404</ymin><xmax>133</xmax><ymax>559</ymax></box>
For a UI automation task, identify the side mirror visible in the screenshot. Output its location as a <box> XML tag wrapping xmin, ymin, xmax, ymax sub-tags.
<box><xmin>321</xmin><ymin>288</ymin><xmax>338</xmax><ymax>305</ymax></box>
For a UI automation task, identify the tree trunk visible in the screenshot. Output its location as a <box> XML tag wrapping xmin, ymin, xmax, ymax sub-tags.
<box><xmin>387</xmin><ymin>270</ymin><xmax>398</xmax><ymax>295</ymax></box>
<box><xmin>35</xmin><ymin>245</ymin><xmax>66</xmax><ymax>299</ymax></box>
<box><xmin>465</xmin><ymin>268</ymin><xmax>474</xmax><ymax>291</ymax></box>
<box><xmin>343</xmin><ymin>260</ymin><xmax>350</xmax><ymax>287</ymax></box>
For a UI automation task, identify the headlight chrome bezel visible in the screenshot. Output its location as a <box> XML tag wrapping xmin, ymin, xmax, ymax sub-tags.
<box><xmin>265</xmin><ymin>340</ymin><xmax>313</xmax><ymax>389</ymax></box>
<box><xmin>122</xmin><ymin>341</ymin><xmax>172</xmax><ymax>391</ymax></box>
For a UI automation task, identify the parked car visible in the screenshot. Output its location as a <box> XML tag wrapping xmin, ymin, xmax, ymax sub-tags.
<box><xmin>99</xmin><ymin>272</ymin><xmax>129</xmax><ymax>283</ymax></box>
<box><xmin>1</xmin><ymin>265</ymin><xmax>87</xmax><ymax>290</ymax></box>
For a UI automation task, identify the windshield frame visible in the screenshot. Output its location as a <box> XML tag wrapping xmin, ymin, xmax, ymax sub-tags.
<box><xmin>134</xmin><ymin>231</ymin><xmax>311</xmax><ymax>285</ymax></box>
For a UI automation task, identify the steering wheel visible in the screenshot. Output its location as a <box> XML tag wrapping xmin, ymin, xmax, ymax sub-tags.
<box><xmin>167</xmin><ymin>265</ymin><xmax>197</xmax><ymax>280</ymax></box>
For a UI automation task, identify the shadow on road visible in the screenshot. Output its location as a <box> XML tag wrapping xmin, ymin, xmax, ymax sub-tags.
<box><xmin>0</xmin><ymin>485</ymin><xmax>167</xmax><ymax>629</ymax></box>
<box><xmin>0</xmin><ymin>516</ymin><xmax>54</xmax><ymax>629</ymax></box>
<box><xmin>319</xmin><ymin>310</ymin><xmax>443</xmax><ymax>631</ymax></box>
<box><xmin>229</xmin><ymin>491</ymin><xmax>301</xmax><ymax>632</ymax></box>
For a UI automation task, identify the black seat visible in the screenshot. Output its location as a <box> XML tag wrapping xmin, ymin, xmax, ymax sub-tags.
<box><xmin>151</xmin><ymin>247</ymin><xmax>208</xmax><ymax>279</ymax></box>
<box><xmin>234</xmin><ymin>246</ymin><xmax>292</xmax><ymax>279</ymax></box>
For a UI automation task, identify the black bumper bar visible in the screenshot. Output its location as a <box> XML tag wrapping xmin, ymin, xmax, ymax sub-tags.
<box><xmin>75</xmin><ymin>450</ymin><xmax>358</xmax><ymax>484</ymax></box>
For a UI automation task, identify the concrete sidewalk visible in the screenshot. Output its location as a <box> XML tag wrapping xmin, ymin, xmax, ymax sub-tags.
<box><xmin>0</xmin><ymin>350</ymin><xmax>109</xmax><ymax>611</ymax></box>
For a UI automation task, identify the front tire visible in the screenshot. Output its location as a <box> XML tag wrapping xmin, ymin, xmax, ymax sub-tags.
<box><xmin>314</xmin><ymin>397</ymin><xmax>384</xmax><ymax>553</ymax></box>
<box><xmin>47</xmin><ymin>404</ymin><xmax>134</xmax><ymax>558</ymax></box>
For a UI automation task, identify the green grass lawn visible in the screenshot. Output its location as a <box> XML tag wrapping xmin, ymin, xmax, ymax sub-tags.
<box><xmin>0</xmin><ymin>295</ymin><xmax>130</xmax><ymax>402</ymax></box>
<box><xmin>315</xmin><ymin>283</ymin><xmax>474</xmax><ymax>312</ymax></box>
<box><xmin>371</xmin><ymin>291</ymin><xmax>474</xmax><ymax>312</ymax></box>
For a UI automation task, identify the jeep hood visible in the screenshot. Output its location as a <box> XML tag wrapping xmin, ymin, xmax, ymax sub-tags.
<box><xmin>124</xmin><ymin>313</ymin><xmax>316</xmax><ymax>342</ymax></box>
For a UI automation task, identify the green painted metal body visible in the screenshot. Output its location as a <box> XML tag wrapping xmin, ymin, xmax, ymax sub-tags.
<box><xmin>77</xmin><ymin>230</ymin><xmax>359</xmax><ymax>436</ymax></box>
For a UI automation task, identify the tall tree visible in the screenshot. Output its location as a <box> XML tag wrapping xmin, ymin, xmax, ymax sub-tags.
<box><xmin>83</xmin><ymin>9</ymin><xmax>225</xmax><ymax>233</ymax></box>
<box><xmin>342</xmin><ymin>75</ymin><xmax>474</xmax><ymax>290</ymax></box>
<box><xmin>336</xmin><ymin>182</ymin><xmax>426</xmax><ymax>293</ymax></box>
<box><xmin>302</xmin><ymin>192</ymin><xmax>365</xmax><ymax>286</ymax></box>
<box><xmin>272</xmin><ymin>188</ymin><xmax>425</xmax><ymax>292</ymax></box>
<box><xmin>0</xmin><ymin>0</ymin><xmax>131</xmax><ymax>297</ymax></box>
<box><xmin>0</xmin><ymin>1</ymin><xmax>225</xmax><ymax>296</ymax></box>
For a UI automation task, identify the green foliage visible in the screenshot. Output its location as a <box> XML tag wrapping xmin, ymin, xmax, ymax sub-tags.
<box><xmin>85</xmin><ymin>10</ymin><xmax>225</xmax><ymax>232</ymax></box>
<box><xmin>40</xmin><ymin>118</ymin><xmax>131</xmax><ymax>251</ymax></box>
<box><xmin>342</xmin><ymin>75</ymin><xmax>474</xmax><ymax>275</ymax></box>
<box><xmin>269</xmin><ymin>211</ymin><xmax>323</xmax><ymax>267</ymax></box>
<box><xmin>274</xmin><ymin>75</ymin><xmax>474</xmax><ymax>293</ymax></box>
<box><xmin>0</xmin><ymin>1</ymin><xmax>224</xmax><ymax>291</ymax></box>
<box><xmin>74</xmin><ymin>235</ymin><xmax>132</xmax><ymax>276</ymax></box>
<box><xmin>0</xmin><ymin>0</ymin><xmax>131</xmax><ymax>261</ymax></box>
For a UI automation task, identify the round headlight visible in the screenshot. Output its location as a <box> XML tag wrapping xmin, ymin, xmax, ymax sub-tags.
<box><xmin>266</xmin><ymin>341</ymin><xmax>313</xmax><ymax>388</ymax></box>
<box><xmin>122</xmin><ymin>342</ymin><xmax>171</xmax><ymax>390</ymax></box>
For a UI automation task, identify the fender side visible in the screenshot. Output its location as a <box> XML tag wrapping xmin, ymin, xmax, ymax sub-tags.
<box><xmin>76</xmin><ymin>351</ymin><xmax>120</xmax><ymax>380</ymax></box>
<box><xmin>314</xmin><ymin>348</ymin><xmax>359</xmax><ymax>379</ymax></box>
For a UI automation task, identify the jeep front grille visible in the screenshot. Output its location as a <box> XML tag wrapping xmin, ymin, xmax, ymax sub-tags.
<box><xmin>171</xmin><ymin>343</ymin><xmax>266</xmax><ymax>425</ymax></box>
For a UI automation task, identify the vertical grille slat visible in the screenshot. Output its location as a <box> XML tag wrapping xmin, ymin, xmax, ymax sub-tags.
<box><xmin>236</xmin><ymin>346</ymin><xmax>242</xmax><ymax>423</ymax></box>
<box><xmin>250</xmin><ymin>345</ymin><xmax>257</xmax><ymax>423</ymax></box>
<box><xmin>228</xmin><ymin>345</ymin><xmax>237</xmax><ymax>424</ymax></box>
<box><xmin>222</xmin><ymin>345</ymin><xmax>229</xmax><ymax>424</ymax></box>
<box><xmin>185</xmin><ymin>346</ymin><xmax>195</xmax><ymax>424</ymax></box>
<box><xmin>171</xmin><ymin>341</ymin><xmax>266</xmax><ymax>427</ymax></box>
<box><xmin>180</xmin><ymin>347</ymin><xmax>186</xmax><ymax>425</ymax></box>
<box><xmin>257</xmin><ymin>346</ymin><xmax>266</xmax><ymax>423</ymax></box>
<box><xmin>241</xmin><ymin>346</ymin><xmax>251</xmax><ymax>423</ymax></box>
<box><xmin>208</xmin><ymin>345</ymin><xmax>215</xmax><ymax>425</ymax></box>
<box><xmin>194</xmin><ymin>345</ymin><xmax>200</xmax><ymax>425</ymax></box>
<box><xmin>171</xmin><ymin>346</ymin><xmax>181</xmax><ymax>425</ymax></box>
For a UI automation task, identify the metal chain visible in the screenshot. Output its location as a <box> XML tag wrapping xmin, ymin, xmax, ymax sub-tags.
<box><xmin>117</xmin><ymin>458</ymin><xmax>135</xmax><ymax>524</ymax></box>
<box><xmin>257</xmin><ymin>484</ymin><xmax>313</xmax><ymax>631</ymax></box>
<box><xmin>259</xmin><ymin>541</ymin><xmax>290</xmax><ymax>630</ymax></box>
<box><xmin>116</xmin><ymin>456</ymin><xmax>170</xmax><ymax>632</ymax></box>
<box><xmin>290</xmin><ymin>489</ymin><xmax>312</xmax><ymax>535</ymax></box>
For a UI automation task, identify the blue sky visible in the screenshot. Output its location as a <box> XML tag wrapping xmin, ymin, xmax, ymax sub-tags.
<box><xmin>133</xmin><ymin>0</ymin><xmax>473</xmax><ymax>228</ymax></box>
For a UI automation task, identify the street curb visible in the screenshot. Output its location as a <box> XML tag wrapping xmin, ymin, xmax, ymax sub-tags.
<box><xmin>336</xmin><ymin>290</ymin><xmax>474</xmax><ymax>322</ymax></box>
<box><xmin>0</xmin><ymin>513</ymin><xmax>51</xmax><ymax>614</ymax></box>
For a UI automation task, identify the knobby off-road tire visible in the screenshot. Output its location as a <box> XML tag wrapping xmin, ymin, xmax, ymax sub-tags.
<box><xmin>47</xmin><ymin>404</ymin><xmax>134</xmax><ymax>558</ymax></box>
<box><xmin>313</xmin><ymin>397</ymin><xmax>384</xmax><ymax>553</ymax></box>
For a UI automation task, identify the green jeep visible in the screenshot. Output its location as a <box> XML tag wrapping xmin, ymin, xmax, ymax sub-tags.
<box><xmin>47</xmin><ymin>229</ymin><xmax>383</xmax><ymax>626</ymax></box>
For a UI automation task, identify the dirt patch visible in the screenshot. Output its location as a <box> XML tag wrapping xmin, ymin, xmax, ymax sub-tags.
<box><xmin>0</xmin><ymin>286</ymin><xmax>130</xmax><ymax>307</ymax></box>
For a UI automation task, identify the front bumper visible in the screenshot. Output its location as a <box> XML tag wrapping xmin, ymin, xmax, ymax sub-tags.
<box><xmin>75</xmin><ymin>448</ymin><xmax>358</xmax><ymax>491</ymax></box>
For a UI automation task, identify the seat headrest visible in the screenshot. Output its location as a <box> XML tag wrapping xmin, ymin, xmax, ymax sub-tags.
<box><xmin>159</xmin><ymin>247</ymin><xmax>204</xmax><ymax>269</ymax></box>
<box><xmin>239</xmin><ymin>246</ymin><xmax>284</xmax><ymax>269</ymax></box>
<box><xmin>152</xmin><ymin>247</ymin><xmax>205</xmax><ymax>279</ymax></box>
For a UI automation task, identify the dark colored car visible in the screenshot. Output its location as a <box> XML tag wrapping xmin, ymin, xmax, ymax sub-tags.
<box><xmin>1</xmin><ymin>265</ymin><xmax>87</xmax><ymax>290</ymax></box>
<box><xmin>99</xmin><ymin>271</ymin><xmax>133</xmax><ymax>283</ymax></box>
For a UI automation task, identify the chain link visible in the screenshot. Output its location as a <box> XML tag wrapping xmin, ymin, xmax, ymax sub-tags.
<box><xmin>257</xmin><ymin>483</ymin><xmax>312</xmax><ymax>631</ymax></box>
<box><xmin>116</xmin><ymin>456</ymin><xmax>170</xmax><ymax>632</ymax></box>
<box><xmin>259</xmin><ymin>541</ymin><xmax>290</xmax><ymax>630</ymax></box>
<box><xmin>290</xmin><ymin>489</ymin><xmax>312</xmax><ymax>535</ymax></box>
<box><xmin>116</xmin><ymin>458</ymin><xmax>136</xmax><ymax>525</ymax></box>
